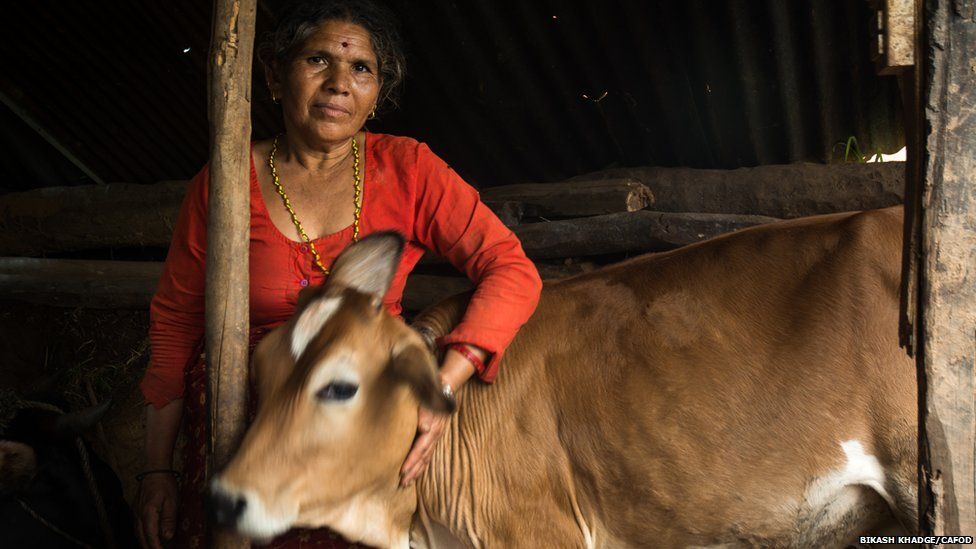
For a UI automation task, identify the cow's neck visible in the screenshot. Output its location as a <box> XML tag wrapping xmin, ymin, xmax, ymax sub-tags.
<box><xmin>407</xmin><ymin>303</ymin><xmax>544</xmax><ymax>547</ymax></box>
<box><xmin>316</xmin><ymin>479</ymin><xmax>415</xmax><ymax>548</ymax></box>
<box><xmin>412</xmin><ymin>389</ymin><xmax>495</xmax><ymax>548</ymax></box>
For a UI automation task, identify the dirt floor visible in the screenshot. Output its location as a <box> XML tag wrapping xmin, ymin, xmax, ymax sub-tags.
<box><xmin>0</xmin><ymin>301</ymin><xmax>156</xmax><ymax>503</ymax></box>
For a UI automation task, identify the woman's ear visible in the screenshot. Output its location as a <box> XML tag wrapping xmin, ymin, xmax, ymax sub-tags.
<box><xmin>262</xmin><ymin>54</ymin><xmax>284</xmax><ymax>102</ymax></box>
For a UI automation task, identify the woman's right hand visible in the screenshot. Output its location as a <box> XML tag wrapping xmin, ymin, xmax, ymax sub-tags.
<box><xmin>135</xmin><ymin>473</ymin><xmax>179</xmax><ymax>549</ymax></box>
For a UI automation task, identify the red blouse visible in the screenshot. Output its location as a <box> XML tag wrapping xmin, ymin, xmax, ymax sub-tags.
<box><xmin>141</xmin><ymin>133</ymin><xmax>542</xmax><ymax>409</ymax></box>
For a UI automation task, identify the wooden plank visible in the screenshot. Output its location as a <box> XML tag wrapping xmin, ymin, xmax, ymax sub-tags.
<box><xmin>870</xmin><ymin>0</ymin><xmax>916</xmax><ymax>75</ymax></box>
<box><xmin>206</xmin><ymin>0</ymin><xmax>256</xmax><ymax>546</ymax></box>
<box><xmin>0</xmin><ymin>162</ymin><xmax>902</xmax><ymax>257</ymax></box>
<box><xmin>481</xmin><ymin>178</ymin><xmax>653</xmax><ymax>218</ymax></box>
<box><xmin>882</xmin><ymin>0</ymin><xmax>915</xmax><ymax>72</ymax></box>
<box><xmin>916</xmin><ymin>0</ymin><xmax>976</xmax><ymax>540</ymax></box>
<box><xmin>0</xmin><ymin>259</ymin><xmax>583</xmax><ymax>314</ymax></box>
<box><xmin>899</xmin><ymin>66</ymin><xmax>921</xmax><ymax>355</ymax></box>
<box><xmin>0</xmin><ymin>181</ymin><xmax>186</xmax><ymax>256</ymax></box>
<box><xmin>512</xmin><ymin>211</ymin><xmax>778</xmax><ymax>259</ymax></box>
<box><xmin>568</xmin><ymin>162</ymin><xmax>905</xmax><ymax>218</ymax></box>
<box><xmin>0</xmin><ymin>258</ymin><xmax>162</xmax><ymax>309</ymax></box>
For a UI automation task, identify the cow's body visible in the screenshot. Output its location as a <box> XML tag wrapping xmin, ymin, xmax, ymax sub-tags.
<box><xmin>410</xmin><ymin>206</ymin><xmax>916</xmax><ymax>547</ymax></box>
<box><xmin>215</xmin><ymin>206</ymin><xmax>916</xmax><ymax>548</ymax></box>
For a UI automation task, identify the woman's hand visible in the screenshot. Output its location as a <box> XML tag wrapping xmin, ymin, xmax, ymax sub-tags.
<box><xmin>138</xmin><ymin>401</ymin><xmax>182</xmax><ymax>548</ymax></box>
<box><xmin>136</xmin><ymin>473</ymin><xmax>179</xmax><ymax>549</ymax></box>
<box><xmin>400</xmin><ymin>406</ymin><xmax>451</xmax><ymax>486</ymax></box>
<box><xmin>399</xmin><ymin>342</ymin><xmax>486</xmax><ymax>487</ymax></box>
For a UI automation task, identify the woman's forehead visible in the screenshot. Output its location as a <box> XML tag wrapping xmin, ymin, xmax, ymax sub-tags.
<box><xmin>301</xmin><ymin>20</ymin><xmax>376</xmax><ymax>60</ymax></box>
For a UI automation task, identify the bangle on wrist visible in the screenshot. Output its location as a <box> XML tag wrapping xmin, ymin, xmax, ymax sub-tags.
<box><xmin>441</xmin><ymin>382</ymin><xmax>456</xmax><ymax>405</ymax></box>
<box><xmin>447</xmin><ymin>343</ymin><xmax>485</xmax><ymax>376</ymax></box>
<box><xmin>136</xmin><ymin>469</ymin><xmax>181</xmax><ymax>482</ymax></box>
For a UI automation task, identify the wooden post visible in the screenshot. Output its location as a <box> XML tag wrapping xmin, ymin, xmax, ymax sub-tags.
<box><xmin>206</xmin><ymin>0</ymin><xmax>256</xmax><ymax>547</ymax></box>
<box><xmin>916</xmin><ymin>0</ymin><xmax>976</xmax><ymax>542</ymax></box>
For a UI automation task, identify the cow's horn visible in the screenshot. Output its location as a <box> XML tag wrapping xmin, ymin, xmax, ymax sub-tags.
<box><xmin>54</xmin><ymin>399</ymin><xmax>112</xmax><ymax>435</ymax></box>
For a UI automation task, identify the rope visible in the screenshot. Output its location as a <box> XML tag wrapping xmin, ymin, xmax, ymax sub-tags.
<box><xmin>18</xmin><ymin>400</ymin><xmax>117</xmax><ymax>549</ymax></box>
<box><xmin>16</xmin><ymin>498</ymin><xmax>97</xmax><ymax>549</ymax></box>
<box><xmin>75</xmin><ymin>437</ymin><xmax>118</xmax><ymax>549</ymax></box>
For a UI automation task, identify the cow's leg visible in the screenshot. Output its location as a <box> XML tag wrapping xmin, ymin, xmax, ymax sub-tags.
<box><xmin>797</xmin><ymin>485</ymin><xmax>894</xmax><ymax>548</ymax></box>
<box><xmin>883</xmin><ymin>468</ymin><xmax>919</xmax><ymax>534</ymax></box>
<box><xmin>794</xmin><ymin>437</ymin><xmax>917</xmax><ymax>548</ymax></box>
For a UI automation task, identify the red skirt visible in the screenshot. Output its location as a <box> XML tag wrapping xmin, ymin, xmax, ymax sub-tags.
<box><xmin>176</xmin><ymin>335</ymin><xmax>369</xmax><ymax>548</ymax></box>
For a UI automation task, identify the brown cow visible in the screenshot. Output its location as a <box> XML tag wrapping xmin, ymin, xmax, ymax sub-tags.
<box><xmin>211</xmin><ymin>206</ymin><xmax>917</xmax><ymax>548</ymax></box>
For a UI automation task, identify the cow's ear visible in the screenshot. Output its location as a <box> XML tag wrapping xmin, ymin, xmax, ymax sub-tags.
<box><xmin>328</xmin><ymin>232</ymin><xmax>405</xmax><ymax>298</ymax></box>
<box><xmin>391</xmin><ymin>342</ymin><xmax>455</xmax><ymax>414</ymax></box>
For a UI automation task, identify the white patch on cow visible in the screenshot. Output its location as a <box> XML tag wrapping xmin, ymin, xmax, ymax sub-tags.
<box><xmin>291</xmin><ymin>296</ymin><xmax>342</xmax><ymax>360</ymax></box>
<box><xmin>324</xmin><ymin>495</ymin><xmax>400</xmax><ymax>548</ymax></box>
<box><xmin>211</xmin><ymin>477</ymin><xmax>297</xmax><ymax>542</ymax></box>
<box><xmin>579</xmin><ymin>515</ymin><xmax>595</xmax><ymax>549</ymax></box>
<box><xmin>800</xmin><ymin>439</ymin><xmax>895</xmax><ymax>530</ymax></box>
<box><xmin>838</xmin><ymin>440</ymin><xmax>895</xmax><ymax>508</ymax></box>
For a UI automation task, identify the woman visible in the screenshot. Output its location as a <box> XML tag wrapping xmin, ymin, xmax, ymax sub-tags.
<box><xmin>135</xmin><ymin>1</ymin><xmax>542</xmax><ymax>547</ymax></box>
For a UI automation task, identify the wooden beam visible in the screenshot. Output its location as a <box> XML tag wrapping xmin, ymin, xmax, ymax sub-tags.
<box><xmin>567</xmin><ymin>162</ymin><xmax>904</xmax><ymax>218</ymax></box>
<box><xmin>870</xmin><ymin>0</ymin><xmax>916</xmax><ymax>75</ymax></box>
<box><xmin>0</xmin><ymin>162</ymin><xmax>903</xmax><ymax>257</ymax></box>
<box><xmin>0</xmin><ymin>259</ymin><xmax>583</xmax><ymax>313</ymax></box>
<box><xmin>0</xmin><ymin>181</ymin><xmax>186</xmax><ymax>256</ymax></box>
<box><xmin>916</xmin><ymin>0</ymin><xmax>976</xmax><ymax>540</ymax></box>
<box><xmin>0</xmin><ymin>258</ymin><xmax>161</xmax><ymax>309</ymax></box>
<box><xmin>511</xmin><ymin>211</ymin><xmax>778</xmax><ymax>259</ymax></box>
<box><xmin>206</xmin><ymin>0</ymin><xmax>256</xmax><ymax>547</ymax></box>
<box><xmin>481</xmin><ymin>178</ymin><xmax>653</xmax><ymax>218</ymax></box>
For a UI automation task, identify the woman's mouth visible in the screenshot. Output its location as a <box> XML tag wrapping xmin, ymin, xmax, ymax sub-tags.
<box><xmin>313</xmin><ymin>103</ymin><xmax>350</xmax><ymax>117</ymax></box>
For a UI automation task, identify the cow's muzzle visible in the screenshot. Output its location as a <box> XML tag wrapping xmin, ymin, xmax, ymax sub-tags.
<box><xmin>208</xmin><ymin>488</ymin><xmax>247</xmax><ymax>527</ymax></box>
<box><xmin>207</xmin><ymin>477</ymin><xmax>297</xmax><ymax>541</ymax></box>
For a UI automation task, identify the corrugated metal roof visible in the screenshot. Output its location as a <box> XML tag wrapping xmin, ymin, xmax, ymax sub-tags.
<box><xmin>0</xmin><ymin>0</ymin><xmax>903</xmax><ymax>192</ymax></box>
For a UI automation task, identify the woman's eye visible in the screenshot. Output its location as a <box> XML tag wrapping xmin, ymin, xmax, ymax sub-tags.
<box><xmin>308</xmin><ymin>56</ymin><xmax>327</xmax><ymax>65</ymax></box>
<box><xmin>316</xmin><ymin>382</ymin><xmax>358</xmax><ymax>401</ymax></box>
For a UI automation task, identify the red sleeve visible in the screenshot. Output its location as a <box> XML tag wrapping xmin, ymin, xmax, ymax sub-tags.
<box><xmin>411</xmin><ymin>144</ymin><xmax>542</xmax><ymax>382</ymax></box>
<box><xmin>140</xmin><ymin>166</ymin><xmax>209</xmax><ymax>408</ymax></box>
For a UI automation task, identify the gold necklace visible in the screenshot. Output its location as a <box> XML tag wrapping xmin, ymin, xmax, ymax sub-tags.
<box><xmin>268</xmin><ymin>135</ymin><xmax>363</xmax><ymax>275</ymax></box>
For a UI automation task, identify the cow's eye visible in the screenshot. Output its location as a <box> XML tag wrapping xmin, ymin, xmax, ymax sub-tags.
<box><xmin>316</xmin><ymin>382</ymin><xmax>359</xmax><ymax>401</ymax></box>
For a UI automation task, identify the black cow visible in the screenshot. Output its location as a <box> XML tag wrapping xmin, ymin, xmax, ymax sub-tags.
<box><xmin>0</xmin><ymin>399</ymin><xmax>138</xmax><ymax>548</ymax></box>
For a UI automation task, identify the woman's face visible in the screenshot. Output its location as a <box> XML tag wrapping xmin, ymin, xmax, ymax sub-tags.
<box><xmin>273</xmin><ymin>20</ymin><xmax>381</xmax><ymax>147</ymax></box>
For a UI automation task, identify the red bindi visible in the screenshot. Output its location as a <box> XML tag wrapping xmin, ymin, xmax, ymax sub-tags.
<box><xmin>341</xmin><ymin>41</ymin><xmax>349</xmax><ymax>48</ymax></box>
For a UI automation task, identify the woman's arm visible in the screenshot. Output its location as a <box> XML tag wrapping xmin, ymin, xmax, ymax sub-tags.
<box><xmin>137</xmin><ymin>400</ymin><xmax>183</xmax><ymax>549</ymax></box>
<box><xmin>144</xmin><ymin>399</ymin><xmax>183</xmax><ymax>470</ymax></box>
<box><xmin>137</xmin><ymin>167</ymin><xmax>209</xmax><ymax>547</ymax></box>
<box><xmin>410</xmin><ymin>143</ymin><xmax>543</xmax><ymax>380</ymax></box>
<box><xmin>141</xmin><ymin>166</ymin><xmax>210</xmax><ymax>409</ymax></box>
<box><xmin>399</xmin><ymin>143</ymin><xmax>542</xmax><ymax>485</ymax></box>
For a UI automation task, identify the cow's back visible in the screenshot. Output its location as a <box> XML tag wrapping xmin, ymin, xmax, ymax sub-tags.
<box><xmin>422</xmin><ymin>207</ymin><xmax>916</xmax><ymax>547</ymax></box>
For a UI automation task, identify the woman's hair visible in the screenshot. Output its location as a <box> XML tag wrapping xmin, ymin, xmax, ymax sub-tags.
<box><xmin>260</xmin><ymin>0</ymin><xmax>406</xmax><ymax>112</ymax></box>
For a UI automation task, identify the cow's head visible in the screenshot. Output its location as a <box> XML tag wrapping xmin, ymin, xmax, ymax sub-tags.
<box><xmin>210</xmin><ymin>232</ymin><xmax>454</xmax><ymax>547</ymax></box>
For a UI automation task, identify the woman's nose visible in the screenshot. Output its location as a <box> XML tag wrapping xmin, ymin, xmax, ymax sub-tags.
<box><xmin>323</xmin><ymin>66</ymin><xmax>351</xmax><ymax>94</ymax></box>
